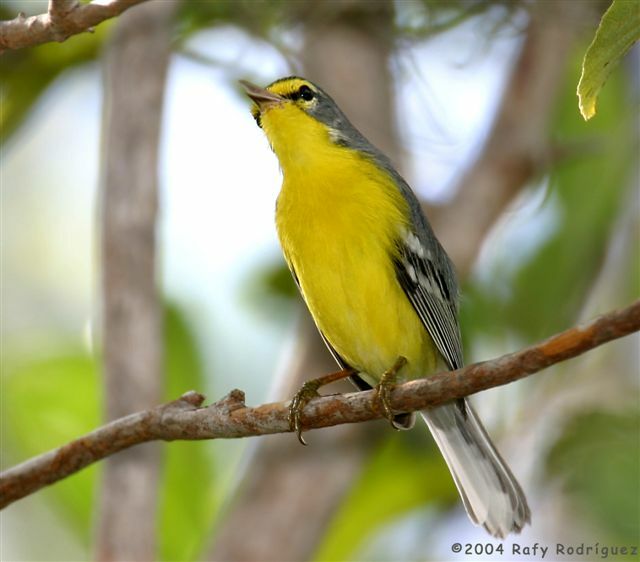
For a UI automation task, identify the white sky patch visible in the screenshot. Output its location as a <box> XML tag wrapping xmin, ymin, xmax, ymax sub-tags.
<box><xmin>474</xmin><ymin>180</ymin><xmax>561</xmax><ymax>291</ymax></box>
<box><xmin>1</xmin><ymin>66</ymin><xmax>101</xmax><ymax>343</ymax></box>
<box><xmin>159</xmin><ymin>45</ymin><xmax>289</xmax><ymax>399</ymax></box>
<box><xmin>184</xmin><ymin>25</ymin><xmax>293</xmax><ymax>83</ymax></box>
<box><xmin>396</xmin><ymin>16</ymin><xmax>524</xmax><ymax>201</ymax></box>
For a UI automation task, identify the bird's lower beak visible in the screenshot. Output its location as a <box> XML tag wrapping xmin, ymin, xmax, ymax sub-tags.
<box><xmin>239</xmin><ymin>80</ymin><xmax>283</xmax><ymax>112</ymax></box>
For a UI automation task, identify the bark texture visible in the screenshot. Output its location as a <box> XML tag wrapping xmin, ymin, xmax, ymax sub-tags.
<box><xmin>0</xmin><ymin>0</ymin><xmax>151</xmax><ymax>52</ymax></box>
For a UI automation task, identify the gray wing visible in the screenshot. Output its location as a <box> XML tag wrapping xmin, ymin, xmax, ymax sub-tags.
<box><xmin>393</xmin><ymin>227</ymin><xmax>464</xmax><ymax>372</ymax></box>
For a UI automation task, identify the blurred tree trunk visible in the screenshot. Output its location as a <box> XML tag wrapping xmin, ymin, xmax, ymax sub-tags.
<box><xmin>209</xmin><ymin>2</ymin><xmax>398</xmax><ymax>561</ymax></box>
<box><xmin>95</xmin><ymin>2</ymin><xmax>177</xmax><ymax>561</ymax></box>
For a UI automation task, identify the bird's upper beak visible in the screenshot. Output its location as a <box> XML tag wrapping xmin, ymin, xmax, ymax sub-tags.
<box><xmin>239</xmin><ymin>80</ymin><xmax>283</xmax><ymax>112</ymax></box>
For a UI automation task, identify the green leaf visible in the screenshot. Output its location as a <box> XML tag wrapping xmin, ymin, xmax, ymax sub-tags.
<box><xmin>157</xmin><ymin>303</ymin><xmax>216</xmax><ymax>562</ymax></box>
<box><xmin>313</xmin><ymin>431</ymin><xmax>457</xmax><ymax>562</ymax></box>
<box><xmin>1</xmin><ymin>352</ymin><xmax>101</xmax><ymax>542</ymax></box>
<box><xmin>546</xmin><ymin>410</ymin><xmax>640</xmax><ymax>542</ymax></box>
<box><xmin>577</xmin><ymin>0</ymin><xmax>640</xmax><ymax>120</ymax></box>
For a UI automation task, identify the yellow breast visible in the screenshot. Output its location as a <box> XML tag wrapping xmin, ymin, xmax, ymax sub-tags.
<box><xmin>265</xmin><ymin>104</ymin><xmax>437</xmax><ymax>381</ymax></box>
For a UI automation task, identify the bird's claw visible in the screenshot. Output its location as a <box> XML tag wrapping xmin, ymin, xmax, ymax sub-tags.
<box><xmin>288</xmin><ymin>380</ymin><xmax>322</xmax><ymax>445</ymax></box>
<box><xmin>375</xmin><ymin>356</ymin><xmax>408</xmax><ymax>429</ymax></box>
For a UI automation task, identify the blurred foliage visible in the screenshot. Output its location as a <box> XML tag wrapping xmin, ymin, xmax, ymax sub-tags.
<box><xmin>242</xmin><ymin>258</ymin><xmax>299</xmax><ymax>318</ymax></box>
<box><xmin>182</xmin><ymin>0</ymin><xmax>527</xmax><ymax>42</ymax></box>
<box><xmin>578</xmin><ymin>0</ymin><xmax>640</xmax><ymax>120</ymax></box>
<box><xmin>509</xmin><ymin>61</ymin><xmax>634</xmax><ymax>337</ymax></box>
<box><xmin>547</xmin><ymin>410</ymin><xmax>640</xmax><ymax>543</ymax></box>
<box><xmin>461</xmin><ymin>53</ymin><xmax>636</xmax><ymax>344</ymax></box>
<box><xmin>1</xmin><ymin>303</ymin><xmax>214</xmax><ymax>558</ymax></box>
<box><xmin>177</xmin><ymin>0</ymin><xmax>295</xmax><ymax>41</ymax></box>
<box><xmin>1</xmin><ymin>352</ymin><xmax>101</xmax><ymax>542</ymax></box>
<box><xmin>313</xmin><ymin>431</ymin><xmax>458</xmax><ymax>561</ymax></box>
<box><xmin>396</xmin><ymin>0</ymin><xmax>526</xmax><ymax>40</ymax></box>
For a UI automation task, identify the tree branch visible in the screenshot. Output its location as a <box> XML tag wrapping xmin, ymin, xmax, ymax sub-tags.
<box><xmin>1</xmin><ymin>300</ymin><xmax>637</xmax><ymax>511</ymax></box>
<box><xmin>0</xmin><ymin>0</ymin><xmax>151</xmax><ymax>52</ymax></box>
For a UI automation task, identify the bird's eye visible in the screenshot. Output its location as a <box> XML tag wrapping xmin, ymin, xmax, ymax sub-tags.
<box><xmin>298</xmin><ymin>85</ymin><xmax>315</xmax><ymax>101</ymax></box>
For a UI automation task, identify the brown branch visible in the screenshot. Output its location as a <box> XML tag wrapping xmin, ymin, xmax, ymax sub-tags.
<box><xmin>1</xmin><ymin>300</ymin><xmax>638</xmax><ymax>511</ymax></box>
<box><xmin>0</xmin><ymin>0</ymin><xmax>151</xmax><ymax>52</ymax></box>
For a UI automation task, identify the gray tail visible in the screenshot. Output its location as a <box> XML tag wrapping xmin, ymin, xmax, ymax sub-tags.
<box><xmin>421</xmin><ymin>400</ymin><xmax>531</xmax><ymax>538</ymax></box>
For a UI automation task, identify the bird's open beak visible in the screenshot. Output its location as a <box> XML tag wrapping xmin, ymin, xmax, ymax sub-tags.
<box><xmin>239</xmin><ymin>80</ymin><xmax>283</xmax><ymax>112</ymax></box>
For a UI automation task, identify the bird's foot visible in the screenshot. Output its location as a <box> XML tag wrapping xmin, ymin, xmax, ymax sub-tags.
<box><xmin>376</xmin><ymin>356</ymin><xmax>408</xmax><ymax>429</ymax></box>
<box><xmin>288</xmin><ymin>368</ymin><xmax>355</xmax><ymax>445</ymax></box>
<box><xmin>289</xmin><ymin>379</ymin><xmax>322</xmax><ymax>445</ymax></box>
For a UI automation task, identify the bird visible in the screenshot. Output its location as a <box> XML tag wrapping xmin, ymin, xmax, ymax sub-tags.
<box><xmin>240</xmin><ymin>76</ymin><xmax>531</xmax><ymax>538</ymax></box>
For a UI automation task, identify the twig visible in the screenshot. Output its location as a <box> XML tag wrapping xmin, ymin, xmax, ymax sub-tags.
<box><xmin>1</xmin><ymin>300</ymin><xmax>638</xmax><ymax>511</ymax></box>
<box><xmin>0</xmin><ymin>0</ymin><xmax>150</xmax><ymax>52</ymax></box>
